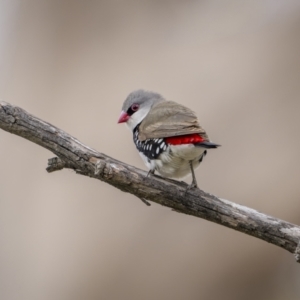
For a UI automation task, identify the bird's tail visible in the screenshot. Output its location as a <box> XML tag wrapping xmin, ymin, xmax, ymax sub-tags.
<box><xmin>195</xmin><ymin>141</ymin><xmax>220</xmax><ymax>148</ymax></box>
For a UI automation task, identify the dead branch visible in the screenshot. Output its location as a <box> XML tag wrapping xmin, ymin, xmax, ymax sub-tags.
<box><xmin>0</xmin><ymin>101</ymin><xmax>300</xmax><ymax>262</ymax></box>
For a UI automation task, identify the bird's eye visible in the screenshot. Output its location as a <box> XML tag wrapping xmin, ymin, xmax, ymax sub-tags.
<box><xmin>131</xmin><ymin>104</ymin><xmax>139</xmax><ymax>111</ymax></box>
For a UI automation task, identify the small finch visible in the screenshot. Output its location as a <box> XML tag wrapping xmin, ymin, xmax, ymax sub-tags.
<box><xmin>118</xmin><ymin>90</ymin><xmax>220</xmax><ymax>188</ymax></box>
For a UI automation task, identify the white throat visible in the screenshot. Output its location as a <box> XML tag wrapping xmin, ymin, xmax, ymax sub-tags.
<box><xmin>126</xmin><ymin>106</ymin><xmax>151</xmax><ymax>131</ymax></box>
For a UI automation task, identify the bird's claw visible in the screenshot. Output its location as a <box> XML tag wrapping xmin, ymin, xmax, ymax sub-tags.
<box><xmin>146</xmin><ymin>169</ymin><xmax>155</xmax><ymax>178</ymax></box>
<box><xmin>184</xmin><ymin>181</ymin><xmax>198</xmax><ymax>195</ymax></box>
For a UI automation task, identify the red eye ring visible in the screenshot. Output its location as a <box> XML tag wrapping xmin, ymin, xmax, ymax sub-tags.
<box><xmin>131</xmin><ymin>104</ymin><xmax>139</xmax><ymax>111</ymax></box>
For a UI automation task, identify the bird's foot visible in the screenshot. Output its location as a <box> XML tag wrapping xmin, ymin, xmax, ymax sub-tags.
<box><xmin>190</xmin><ymin>181</ymin><xmax>198</xmax><ymax>189</ymax></box>
<box><xmin>184</xmin><ymin>179</ymin><xmax>198</xmax><ymax>195</ymax></box>
<box><xmin>146</xmin><ymin>169</ymin><xmax>155</xmax><ymax>178</ymax></box>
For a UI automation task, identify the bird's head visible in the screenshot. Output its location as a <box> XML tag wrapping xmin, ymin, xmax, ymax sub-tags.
<box><xmin>118</xmin><ymin>90</ymin><xmax>165</xmax><ymax>130</ymax></box>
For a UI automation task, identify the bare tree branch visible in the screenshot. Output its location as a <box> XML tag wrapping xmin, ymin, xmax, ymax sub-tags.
<box><xmin>1</xmin><ymin>101</ymin><xmax>300</xmax><ymax>262</ymax></box>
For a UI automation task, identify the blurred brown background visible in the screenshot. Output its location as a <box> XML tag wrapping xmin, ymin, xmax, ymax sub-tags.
<box><xmin>1</xmin><ymin>1</ymin><xmax>300</xmax><ymax>299</ymax></box>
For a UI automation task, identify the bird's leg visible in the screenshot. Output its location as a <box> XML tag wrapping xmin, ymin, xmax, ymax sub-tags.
<box><xmin>189</xmin><ymin>161</ymin><xmax>198</xmax><ymax>188</ymax></box>
<box><xmin>146</xmin><ymin>169</ymin><xmax>155</xmax><ymax>177</ymax></box>
<box><xmin>184</xmin><ymin>161</ymin><xmax>198</xmax><ymax>194</ymax></box>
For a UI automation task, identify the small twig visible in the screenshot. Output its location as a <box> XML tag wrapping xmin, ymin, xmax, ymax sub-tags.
<box><xmin>47</xmin><ymin>157</ymin><xmax>66</xmax><ymax>172</ymax></box>
<box><xmin>140</xmin><ymin>198</ymin><xmax>151</xmax><ymax>206</ymax></box>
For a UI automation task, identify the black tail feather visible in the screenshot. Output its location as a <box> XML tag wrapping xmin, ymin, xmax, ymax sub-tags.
<box><xmin>195</xmin><ymin>141</ymin><xmax>220</xmax><ymax>149</ymax></box>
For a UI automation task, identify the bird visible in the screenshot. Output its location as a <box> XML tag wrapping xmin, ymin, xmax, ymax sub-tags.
<box><xmin>117</xmin><ymin>90</ymin><xmax>220</xmax><ymax>188</ymax></box>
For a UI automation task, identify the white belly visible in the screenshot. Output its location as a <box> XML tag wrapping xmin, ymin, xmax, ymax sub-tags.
<box><xmin>139</xmin><ymin>144</ymin><xmax>206</xmax><ymax>179</ymax></box>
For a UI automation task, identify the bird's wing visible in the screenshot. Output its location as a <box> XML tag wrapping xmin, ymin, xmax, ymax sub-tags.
<box><xmin>138</xmin><ymin>101</ymin><xmax>209</xmax><ymax>141</ymax></box>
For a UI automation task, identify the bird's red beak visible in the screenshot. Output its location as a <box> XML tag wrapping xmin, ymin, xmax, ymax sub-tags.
<box><xmin>117</xmin><ymin>111</ymin><xmax>130</xmax><ymax>123</ymax></box>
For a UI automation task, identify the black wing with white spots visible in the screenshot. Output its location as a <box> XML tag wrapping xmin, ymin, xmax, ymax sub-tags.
<box><xmin>133</xmin><ymin>126</ymin><xmax>168</xmax><ymax>159</ymax></box>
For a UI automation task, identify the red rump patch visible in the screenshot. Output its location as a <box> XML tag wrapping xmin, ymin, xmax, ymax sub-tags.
<box><xmin>165</xmin><ymin>134</ymin><xmax>205</xmax><ymax>145</ymax></box>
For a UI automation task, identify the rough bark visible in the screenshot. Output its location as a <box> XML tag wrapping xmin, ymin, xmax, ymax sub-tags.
<box><xmin>0</xmin><ymin>101</ymin><xmax>300</xmax><ymax>262</ymax></box>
